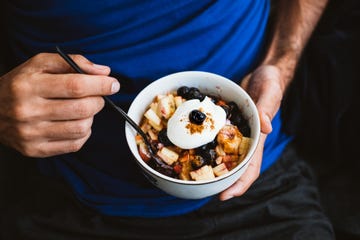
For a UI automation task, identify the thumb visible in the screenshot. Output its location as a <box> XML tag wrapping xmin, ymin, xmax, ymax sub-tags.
<box><xmin>258</xmin><ymin>109</ymin><xmax>272</xmax><ymax>134</ymax></box>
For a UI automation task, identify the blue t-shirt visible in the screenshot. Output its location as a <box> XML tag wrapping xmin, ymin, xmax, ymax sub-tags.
<box><xmin>4</xmin><ymin>0</ymin><xmax>291</xmax><ymax>217</ymax></box>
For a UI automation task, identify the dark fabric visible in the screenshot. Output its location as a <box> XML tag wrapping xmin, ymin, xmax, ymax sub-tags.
<box><xmin>281</xmin><ymin>0</ymin><xmax>360</xmax><ymax>239</ymax></box>
<box><xmin>0</xmin><ymin>144</ymin><xmax>334</xmax><ymax>240</ymax></box>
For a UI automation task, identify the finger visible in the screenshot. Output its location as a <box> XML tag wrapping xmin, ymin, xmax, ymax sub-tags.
<box><xmin>258</xmin><ymin>109</ymin><xmax>273</xmax><ymax>134</ymax></box>
<box><xmin>239</xmin><ymin>73</ymin><xmax>252</xmax><ymax>89</ymax></box>
<box><xmin>39</xmin><ymin>97</ymin><xmax>105</xmax><ymax>121</ymax></box>
<box><xmin>35</xmin><ymin>73</ymin><xmax>120</xmax><ymax>98</ymax></box>
<box><xmin>28</xmin><ymin>53</ymin><xmax>111</xmax><ymax>76</ymax></box>
<box><xmin>253</xmin><ymin>84</ymin><xmax>282</xmax><ymax>134</ymax></box>
<box><xmin>58</xmin><ymin>54</ymin><xmax>111</xmax><ymax>76</ymax></box>
<box><xmin>10</xmin><ymin>117</ymin><xmax>93</xmax><ymax>141</ymax></box>
<box><xmin>219</xmin><ymin>133</ymin><xmax>266</xmax><ymax>201</ymax></box>
<box><xmin>41</xmin><ymin>118</ymin><xmax>94</xmax><ymax>141</ymax></box>
<box><xmin>25</xmin><ymin>131</ymin><xmax>92</xmax><ymax>157</ymax></box>
<box><xmin>239</xmin><ymin>73</ymin><xmax>273</xmax><ymax>134</ymax></box>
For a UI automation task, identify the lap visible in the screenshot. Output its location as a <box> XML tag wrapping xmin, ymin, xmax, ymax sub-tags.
<box><xmin>0</xmin><ymin>144</ymin><xmax>335</xmax><ymax>240</ymax></box>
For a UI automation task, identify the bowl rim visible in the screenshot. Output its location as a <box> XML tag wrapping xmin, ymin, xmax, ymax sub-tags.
<box><xmin>125</xmin><ymin>71</ymin><xmax>260</xmax><ymax>185</ymax></box>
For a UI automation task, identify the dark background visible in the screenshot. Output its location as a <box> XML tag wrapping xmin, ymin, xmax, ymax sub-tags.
<box><xmin>282</xmin><ymin>0</ymin><xmax>360</xmax><ymax>238</ymax></box>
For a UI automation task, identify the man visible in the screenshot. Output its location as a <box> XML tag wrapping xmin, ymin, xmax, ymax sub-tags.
<box><xmin>0</xmin><ymin>0</ymin><xmax>334</xmax><ymax>239</ymax></box>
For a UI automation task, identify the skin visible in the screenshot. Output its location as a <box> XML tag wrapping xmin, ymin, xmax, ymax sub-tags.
<box><xmin>0</xmin><ymin>53</ymin><xmax>120</xmax><ymax>157</ymax></box>
<box><xmin>219</xmin><ymin>0</ymin><xmax>329</xmax><ymax>201</ymax></box>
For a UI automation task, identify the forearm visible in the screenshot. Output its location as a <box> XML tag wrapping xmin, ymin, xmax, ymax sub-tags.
<box><xmin>263</xmin><ymin>0</ymin><xmax>329</xmax><ymax>91</ymax></box>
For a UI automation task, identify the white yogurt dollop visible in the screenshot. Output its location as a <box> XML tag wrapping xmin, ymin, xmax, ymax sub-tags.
<box><xmin>167</xmin><ymin>96</ymin><xmax>226</xmax><ymax>149</ymax></box>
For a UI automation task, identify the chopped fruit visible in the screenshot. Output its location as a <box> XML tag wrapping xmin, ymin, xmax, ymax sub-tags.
<box><xmin>144</xmin><ymin>108</ymin><xmax>161</xmax><ymax>126</ymax></box>
<box><xmin>136</xmin><ymin>86</ymin><xmax>252</xmax><ymax>181</ymax></box>
<box><xmin>135</xmin><ymin>134</ymin><xmax>144</xmax><ymax>145</ymax></box>
<box><xmin>239</xmin><ymin>137</ymin><xmax>251</xmax><ymax>161</ymax></box>
<box><xmin>179</xmin><ymin>160</ymin><xmax>192</xmax><ymax>180</ymax></box>
<box><xmin>157</xmin><ymin>95</ymin><xmax>176</xmax><ymax>119</ymax></box>
<box><xmin>217</xmin><ymin>125</ymin><xmax>242</xmax><ymax>155</ymax></box>
<box><xmin>190</xmin><ymin>165</ymin><xmax>215</xmax><ymax>181</ymax></box>
<box><xmin>174</xmin><ymin>96</ymin><xmax>184</xmax><ymax>108</ymax></box>
<box><xmin>138</xmin><ymin>142</ymin><xmax>151</xmax><ymax>162</ymax></box>
<box><xmin>140</xmin><ymin>120</ymin><xmax>151</xmax><ymax>133</ymax></box>
<box><xmin>178</xmin><ymin>151</ymin><xmax>192</xmax><ymax>180</ymax></box>
<box><xmin>212</xmin><ymin>163</ymin><xmax>229</xmax><ymax>177</ymax></box>
<box><xmin>173</xmin><ymin>164</ymin><xmax>182</xmax><ymax>174</ymax></box>
<box><xmin>215</xmin><ymin>145</ymin><xmax>226</xmax><ymax>156</ymax></box>
<box><xmin>155</xmin><ymin>94</ymin><xmax>166</xmax><ymax>101</ymax></box>
<box><xmin>149</xmin><ymin>102</ymin><xmax>159</xmax><ymax>117</ymax></box>
<box><xmin>147</xmin><ymin>129</ymin><xmax>158</xmax><ymax>141</ymax></box>
<box><xmin>222</xmin><ymin>155</ymin><xmax>239</xmax><ymax>170</ymax></box>
<box><xmin>157</xmin><ymin>147</ymin><xmax>179</xmax><ymax>165</ymax></box>
<box><xmin>148</xmin><ymin>120</ymin><xmax>163</xmax><ymax>131</ymax></box>
<box><xmin>215</xmin><ymin>156</ymin><xmax>223</xmax><ymax>165</ymax></box>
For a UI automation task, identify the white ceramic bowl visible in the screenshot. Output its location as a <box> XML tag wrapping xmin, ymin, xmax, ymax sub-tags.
<box><xmin>125</xmin><ymin>71</ymin><xmax>260</xmax><ymax>199</ymax></box>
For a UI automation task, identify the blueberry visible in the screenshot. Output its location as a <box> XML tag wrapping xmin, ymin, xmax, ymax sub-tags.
<box><xmin>208</xmin><ymin>95</ymin><xmax>218</xmax><ymax>103</ymax></box>
<box><xmin>191</xmin><ymin>155</ymin><xmax>206</xmax><ymax>169</ymax></box>
<box><xmin>238</xmin><ymin>124</ymin><xmax>251</xmax><ymax>137</ymax></box>
<box><xmin>230</xmin><ymin>112</ymin><xmax>243</xmax><ymax>127</ymax></box>
<box><xmin>228</xmin><ymin>101</ymin><xmax>239</xmax><ymax>112</ymax></box>
<box><xmin>221</xmin><ymin>105</ymin><xmax>231</xmax><ymax>118</ymax></box>
<box><xmin>228</xmin><ymin>102</ymin><xmax>243</xmax><ymax>126</ymax></box>
<box><xmin>206</xmin><ymin>139</ymin><xmax>217</xmax><ymax>149</ymax></box>
<box><xmin>158</xmin><ymin>129</ymin><xmax>173</xmax><ymax>146</ymax></box>
<box><xmin>195</xmin><ymin>143</ymin><xmax>217</xmax><ymax>165</ymax></box>
<box><xmin>189</xmin><ymin>110</ymin><xmax>206</xmax><ymax>125</ymax></box>
<box><xmin>187</xmin><ymin>87</ymin><xmax>205</xmax><ymax>101</ymax></box>
<box><xmin>177</xmin><ymin>86</ymin><xmax>190</xmax><ymax>99</ymax></box>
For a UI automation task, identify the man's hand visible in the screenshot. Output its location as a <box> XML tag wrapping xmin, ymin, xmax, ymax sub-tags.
<box><xmin>219</xmin><ymin>65</ymin><xmax>283</xmax><ymax>201</ymax></box>
<box><xmin>0</xmin><ymin>53</ymin><xmax>120</xmax><ymax>157</ymax></box>
<box><xmin>219</xmin><ymin>0</ymin><xmax>328</xmax><ymax>201</ymax></box>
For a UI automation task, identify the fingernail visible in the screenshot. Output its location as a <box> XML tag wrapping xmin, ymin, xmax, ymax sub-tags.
<box><xmin>221</xmin><ymin>194</ymin><xmax>234</xmax><ymax>201</ymax></box>
<box><xmin>265</xmin><ymin>115</ymin><xmax>272</xmax><ymax>132</ymax></box>
<box><xmin>93</xmin><ymin>63</ymin><xmax>109</xmax><ymax>70</ymax></box>
<box><xmin>111</xmin><ymin>81</ymin><xmax>120</xmax><ymax>93</ymax></box>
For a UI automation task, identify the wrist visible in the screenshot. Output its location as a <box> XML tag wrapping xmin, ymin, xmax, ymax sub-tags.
<box><xmin>260</xmin><ymin>49</ymin><xmax>300</xmax><ymax>93</ymax></box>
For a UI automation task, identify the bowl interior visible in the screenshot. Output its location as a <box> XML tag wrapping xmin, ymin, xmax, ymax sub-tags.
<box><xmin>125</xmin><ymin>71</ymin><xmax>260</xmax><ymax>184</ymax></box>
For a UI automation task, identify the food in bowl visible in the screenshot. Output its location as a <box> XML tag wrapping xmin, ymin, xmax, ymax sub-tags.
<box><xmin>135</xmin><ymin>86</ymin><xmax>252</xmax><ymax>181</ymax></box>
<box><xmin>126</xmin><ymin>71</ymin><xmax>260</xmax><ymax>199</ymax></box>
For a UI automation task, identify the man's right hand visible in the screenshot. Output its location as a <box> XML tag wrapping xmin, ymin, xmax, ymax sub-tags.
<box><xmin>0</xmin><ymin>53</ymin><xmax>120</xmax><ymax>157</ymax></box>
